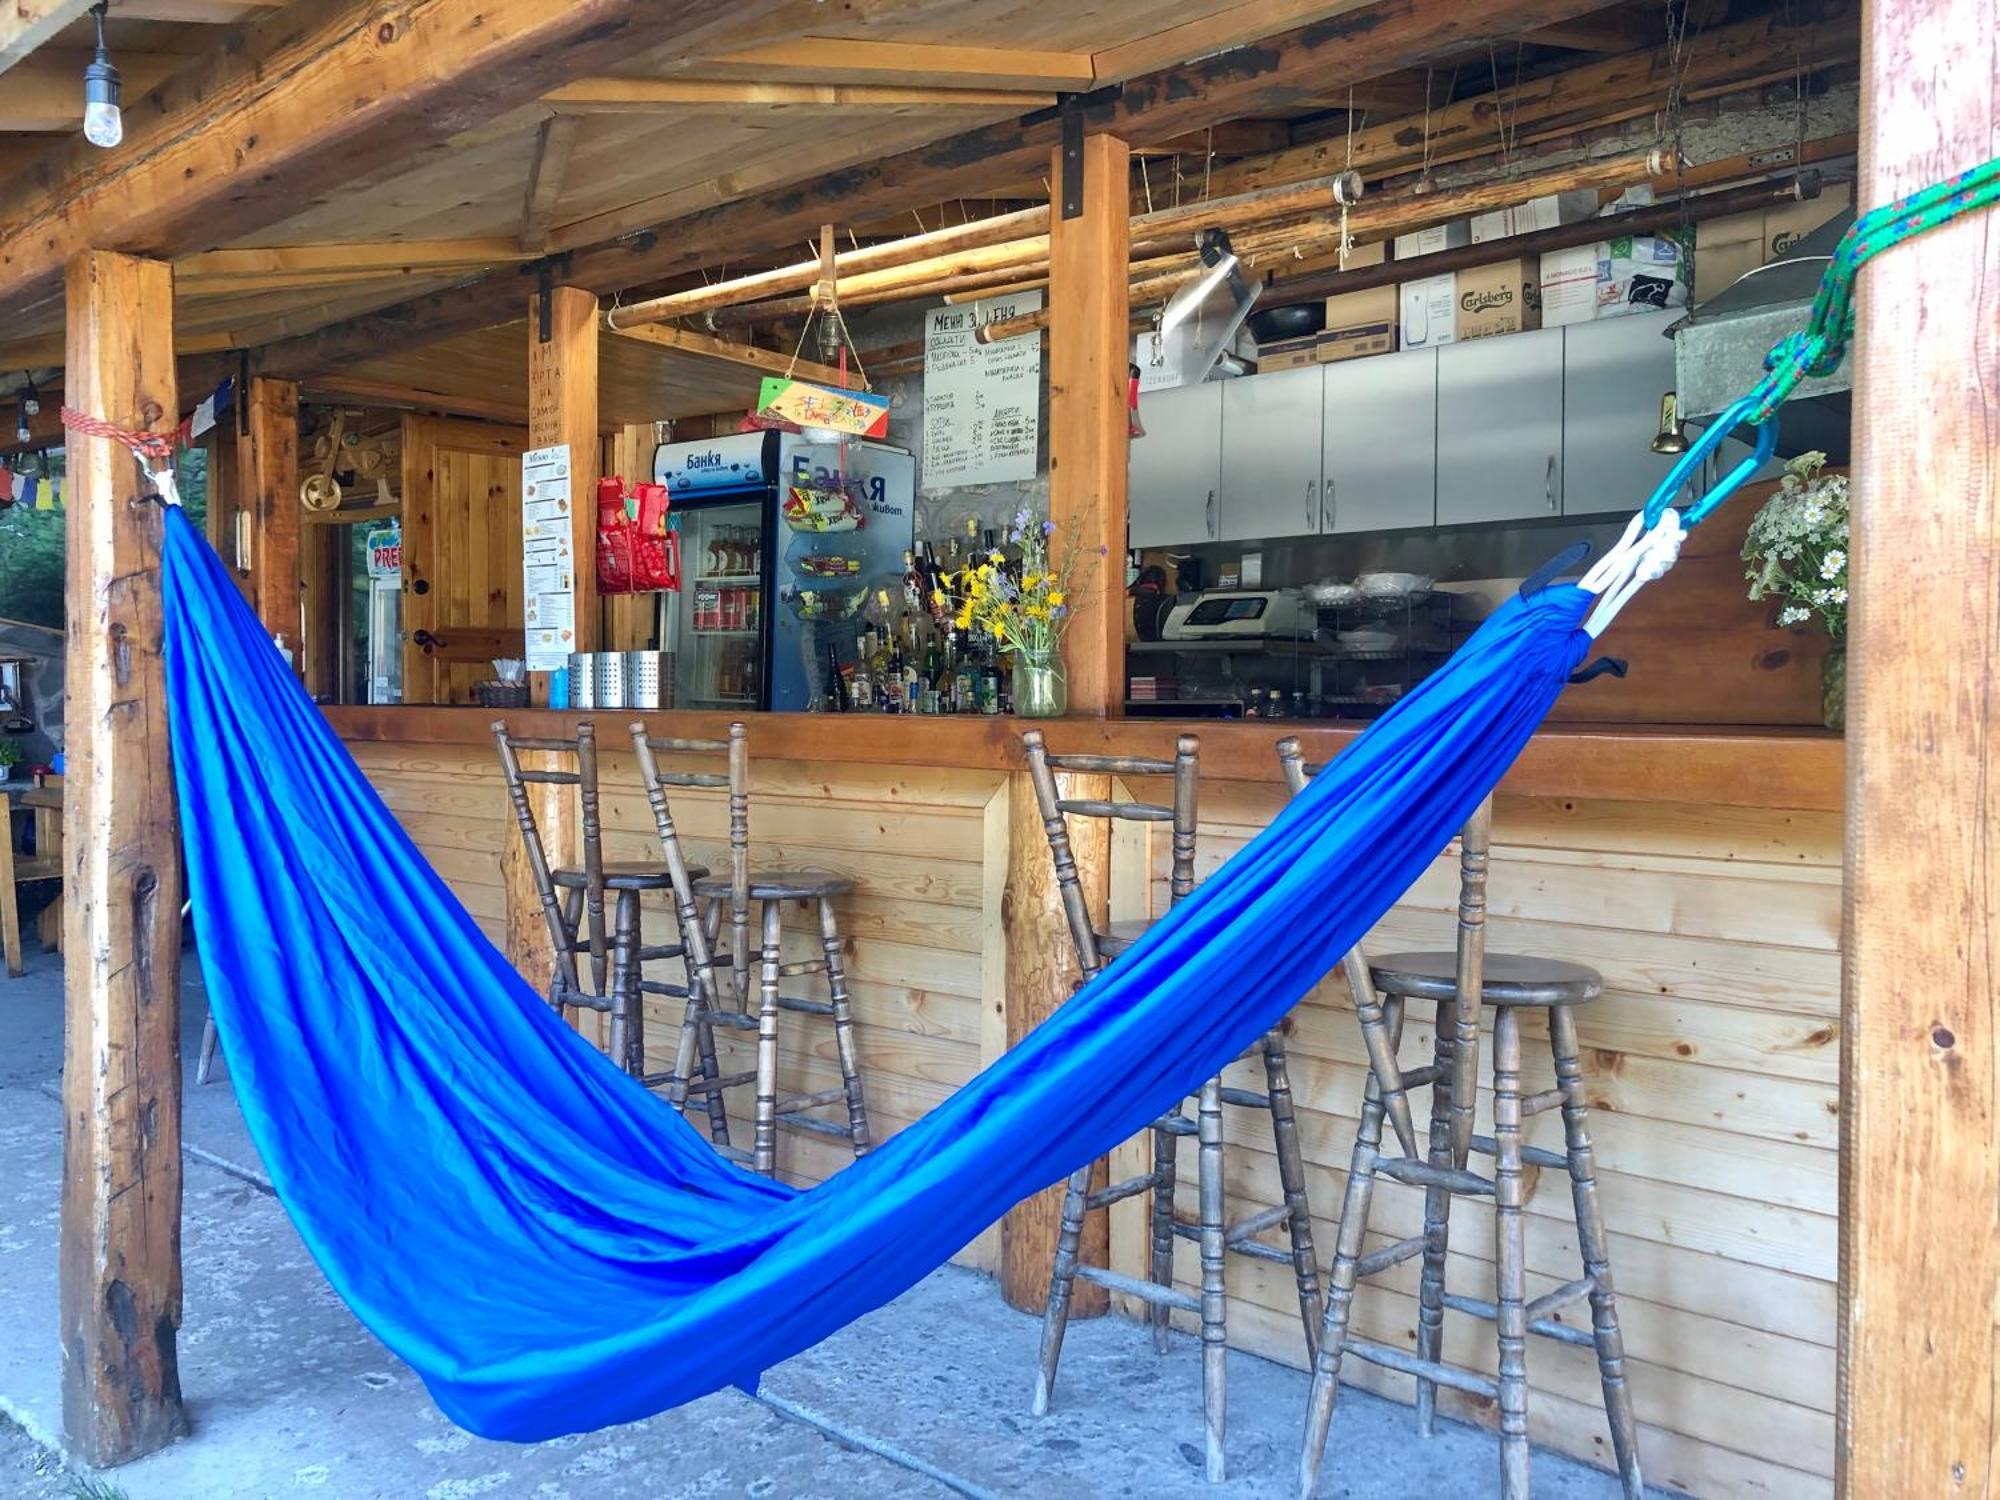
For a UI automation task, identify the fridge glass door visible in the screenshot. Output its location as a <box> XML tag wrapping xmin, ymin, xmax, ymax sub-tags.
<box><xmin>670</xmin><ymin>498</ymin><xmax>766</xmax><ymax>710</ymax></box>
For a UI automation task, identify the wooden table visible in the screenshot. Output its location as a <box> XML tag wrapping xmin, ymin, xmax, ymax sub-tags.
<box><xmin>1</xmin><ymin>779</ymin><xmax>62</xmax><ymax>977</ymax></box>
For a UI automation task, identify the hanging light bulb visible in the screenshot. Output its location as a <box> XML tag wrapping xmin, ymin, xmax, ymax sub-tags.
<box><xmin>19</xmin><ymin>376</ymin><xmax>39</xmax><ymax>418</ymax></box>
<box><xmin>82</xmin><ymin>2</ymin><xmax>122</xmax><ymax>150</ymax></box>
<box><xmin>13</xmin><ymin>407</ymin><xmax>29</xmax><ymax>446</ymax></box>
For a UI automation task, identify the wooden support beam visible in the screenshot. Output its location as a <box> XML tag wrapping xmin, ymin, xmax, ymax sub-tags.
<box><xmin>177</xmin><ymin>240</ymin><xmax>531</xmax><ymax>289</ymax></box>
<box><xmin>695</xmin><ymin>38</ymin><xmax>1096</xmax><ymax>92</ymax></box>
<box><xmin>243</xmin><ymin>376</ymin><xmax>301</xmax><ymax>656</ymax></box>
<box><xmin>1001</xmin><ymin>768</ymin><xmax>1111</xmax><ymax>1318</ymax></box>
<box><xmin>59</xmin><ymin>248</ymin><xmax>186</xmax><ymax>1466</ymax></box>
<box><xmin>1837</xmin><ymin>0</ymin><xmax>1999</xmax><ymax>1484</ymax></box>
<box><xmin>506</xmin><ymin>284</ymin><xmax>600</xmax><ymax>990</ymax></box>
<box><xmin>0</xmin><ymin>0</ymin><xmax>789</xmax><ymax>323</ymax></box>
<box><xmin>1047</xmin><ymin>133</ymin><xmax>1130</xmax><ymax>719</ymax></box>
<box><xmin>518</xmin><ymin>116</ymin><xmax>580</xmax><ymax>255</ymax></box>
<box><xmin>543</xmin><ymin>78</ymin><xmax>1052</xmax><ymax>112</ymax></box>
<box><xmin>600</xmin><ymin>318</ymin><xmax>850</xmax><ymax>386</ymax></box>
<box><xmin>1089</xmin><ymin>0</ymin><xmax>1376</xmax><ymax>83</ymax></box>
<box><xmin>0</xmin><ymin>50</ymin><xmax>180</xmax><ymax>130</ymax></box>
<box><xmin>0</xmin><ymin>0</ymin><xmax>96</xmax><ymax>77</ymax></box>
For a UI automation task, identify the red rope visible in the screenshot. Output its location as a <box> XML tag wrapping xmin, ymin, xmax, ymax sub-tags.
<box><xmin>59</xmin><ymin>405</ymin><xmax>188</xmax><ymax>461</ymax></box>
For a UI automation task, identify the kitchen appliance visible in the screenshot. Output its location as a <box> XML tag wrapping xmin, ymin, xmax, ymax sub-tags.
<box><xmin>654</xmin><ymin>430</ymin><xmax>915</xmax><ymax>711</ymax></box>
<box><xmin>1161</xmin><ymin>588</ymin><xmax>1315</xmax><ymax>641</ymax></box>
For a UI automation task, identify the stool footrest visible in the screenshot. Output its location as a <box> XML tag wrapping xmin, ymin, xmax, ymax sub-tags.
<box><xmin>776</xmin><ymin>995</ymin><xmax>836</xmax><ymax>1017</ymax></box>
<box><xmin>1526</xmin><ymin>1277</ymin><xmax>1598</xmax><ymax>1323</ymax></box>
<box><xmin>1397</xmin><ymin>1063</ymin><xmax>1446</xmax><ymax>1089</ymax></box>
<box><xmin>1225</xmin><ymin>1203</ymin><xmax>1294</xmax><ymax>1246</ymax></box>
<box><xmin>1085</xmin><ymin>1173</ymin><xmax>1160</xmax><ymax>1211</ymax></box>
<box><xmin>774</xmin><ymin>1086</ymin><xmax>849</xmax><ymax>1116</ymax></box>
<box><xmin>679</xmin><ymin>1069</ymin><xmax>759</xmax><ymax>1095</ymax></box>
<box><xmin>1377</xmin><ymin>1157</ymin><xmax>1494</xmax><ymax>1196</ymax></box>
<box><xmin>701</xmin><ymin>1009</ymin><xmax>760</xmax><ymax>1032</ymax></box>
<box><xmin>1521</xmin><ymin>1087</ymin><xmax>1564</xmax><ymax>1118</ymax></box>
<box><xmin>777</xmin><ymin>959</ymin><xmax>830</xmax><ymax>980</ymax></box>
<box><xmin>778</xmin><ymin>1112</ymin><xmax>861</xmax><ymax>1140</ymax></box>
<box><xmin>638</xmin><ymin>980</ymin><xmax>692</xmax><ymax>999</ymax></box>
<box><xmin>1075</xmin><ymin>1265</ymin><xmax>1200</xmax><ymax>1313</ymax></box>
<box><xmin>1355</xmin><ymin>1234</ymin><xmax>1428</xmax><ymax>1279</ymax></box>
<box><xmin>1157</xmin><ymin>1115</ymin><xmax>1198</xmax><ymax>1137</ymax></box>
<box><xmin>1217</xmin><ymin>1085</ymin><xmax>1272</xmax><ymax>1109</ymax></box>
<box><xmin>1468</xmin><ymin>1133</ymin><xmax>1571</xmax><ymax>1171</ymax></box>
<box><xmin>635</xmin><ymin>943</ymin><xmax>686</xmax><ymax>963</ymax></box>
<box><xmin>1227</xmin><ymin>1238</ymin><xmax>1298</xmax><ymax>1267</ymax></box>
<box><xmin>1442</xmin><ymin>1291</ymin><xmax>1599</xmax><ymax>1349</ymax></box>
<box><xmin>712</xmin><ymin>1142</ymin><xmax>753</xmax><ymax>1166</ymax></box>
<box><xmin>1338</xmin><ymin>1336</ymin><xmax>1500</xmax><ymax>1399</ymax></box>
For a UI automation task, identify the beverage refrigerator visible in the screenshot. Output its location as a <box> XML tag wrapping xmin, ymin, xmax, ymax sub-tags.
<box><xmin>653</xmin><ymin>430</ymin><xmax>916</xmax><ymax>712</ymax></box>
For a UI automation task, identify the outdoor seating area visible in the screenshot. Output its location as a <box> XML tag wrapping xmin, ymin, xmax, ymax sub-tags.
<box><xmin>0</xmin><ymin>0</ymin><xmax>1992</xmax><ymax>1496</ymax></box>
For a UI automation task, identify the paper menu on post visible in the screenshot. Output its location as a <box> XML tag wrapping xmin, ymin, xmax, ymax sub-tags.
<box><xmin>922</xmin><ymin>291</ymin><xmax>1042</xmax><ymax>489</ymax></box>
<box><xmin>521</xmin><ymin>443</ymin><xmax>577</xmax><ymax>671</ymax></box>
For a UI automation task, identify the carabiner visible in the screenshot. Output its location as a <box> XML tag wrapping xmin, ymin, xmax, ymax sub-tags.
<box><xmin>1640</xmin><ymin>396</ymin><xmax>1780</xmax><ymax>529</ymax></box>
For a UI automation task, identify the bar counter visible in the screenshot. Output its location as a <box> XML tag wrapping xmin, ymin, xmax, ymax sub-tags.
<box><xmin>325</xmin><ymin>706</ymin><xmax>1843</xmax><ymax>812</ymax></box>
<box><xmin>328</xmin><ymin>704</ymin><xmax>1843</xmax><ymax>1498</ymax></box>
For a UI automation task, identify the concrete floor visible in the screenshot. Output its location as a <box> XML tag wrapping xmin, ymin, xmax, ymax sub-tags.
<box><xmin>0</xmin><ymin>930</ymin><xmax>1668</xmax><ymax>1500</ymax></box>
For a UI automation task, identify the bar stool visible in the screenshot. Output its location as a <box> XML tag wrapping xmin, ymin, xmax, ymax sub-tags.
<box><xmin>634</xmin><ymin>721</ymin><xmax>871</xmax><ymax>1177</ymax></box>
<box><xmin>1278</xmin><ymin>744</ymin><xmax>1642</xmax><ymax>1500</ymax></box>
<box><xmin>494</xmin><ymin>721</ymin><xmax>698</xmax><ymax>1073</ymax></box>
<box><xmin>1023</xmin><ymin>729</ymin><xmax>1322</xmax><ymax>1484</ymax></box>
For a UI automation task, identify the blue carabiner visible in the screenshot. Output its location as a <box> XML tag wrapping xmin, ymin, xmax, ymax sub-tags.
<box><xmin>1640</xmin><ymin>395</ymin><xmax>1781</xmax><ymax>529</ymax></box>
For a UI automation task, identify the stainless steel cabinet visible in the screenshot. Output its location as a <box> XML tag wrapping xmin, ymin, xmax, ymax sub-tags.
<box><xmin>1127</xmin><ymin>380</ymin><xmax>1223</xmax><ymax>547</ymax></box>
<box><xmin>1219</xmin><ymin>365</ymin><xmax>1325</xmax><ymax>542</ymax></box>
<box><xmin>1320</xmin><ymin>347</ymin><xmax>1437</xmax><ymax>533</ymax></box>
<box><xmin>1561</xmin><ymin>310</ymin><xmax>1682</xmax><ymax>516</ymax></box>
<box><xmin>1436</xmin><ymin>327</ymin><xmax>1566</xmax><ymax>526</ymax></box>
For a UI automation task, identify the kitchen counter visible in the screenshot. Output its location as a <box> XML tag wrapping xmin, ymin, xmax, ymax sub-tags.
<box><xmin>324</xmin><ymin>705</ymin><xmax>1843</xmax><ymax>812</ymax></box>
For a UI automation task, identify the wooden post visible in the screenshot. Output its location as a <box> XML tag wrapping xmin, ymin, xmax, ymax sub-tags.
<box><xmin>1046</xmin><ymin>133</ymin><xmax>1131</xmax><ymax>718</ymax></box>
<box><xmin>1837</xmin><ymin>0</ymin><xmax>1999</xmax><ymax>1490</ymax></box>
<box><xmin>504</xmin><ymin>285</ymin><xmax>601</xmax><ymax>990</ymax></box>
<box><xmin>59</xmin><ymin>249</ymin><xmax>188</xmax><ymax>1465</ymax></box>
<box><xmin>999</xmin><ymin>769</ymin><xmax>1110</xmax><ymax>1317</ymax></box>
<box><xmin>243</xmin><ymin>377</ymin><xmax>302</xmax><ymax>660</ymax></box>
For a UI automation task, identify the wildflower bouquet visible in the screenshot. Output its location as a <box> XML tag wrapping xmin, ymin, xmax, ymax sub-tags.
<box><xmin>1743</xmin><ymin>451</ymin><xmax>1849</xmax><ymax>637</ymax></box>
<box><xmin>937</xmin><ymin>508</ymin><xmax>1098</xmax><ymax>664</ymax></box>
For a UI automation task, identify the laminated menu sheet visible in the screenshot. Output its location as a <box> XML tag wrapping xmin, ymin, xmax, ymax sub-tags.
<box><xmin>521</xmin><ymin>443</ymin><xmax>577</xmax><ymax>670</ymax></box>
<box><xmin>921</xmin><ymin>291</ymin><xmax>1042</xmax><ymax>489</ymax></box>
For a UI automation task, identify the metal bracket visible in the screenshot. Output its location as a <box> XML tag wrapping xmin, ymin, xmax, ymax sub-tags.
<box><xmin>1060</xmin><ymin>99</ymin><xmax>1085</xmax><ymax>220</ymax></box>
<box><xmin>537</xmin><ymin>264</ymin><xmax>554</xmax><ymax>343</ymax></box>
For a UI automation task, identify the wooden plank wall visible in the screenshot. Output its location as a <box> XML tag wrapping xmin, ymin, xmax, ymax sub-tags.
<box><xmin>1126</xmin><ymin>781</ymin><xmax>1840</xmax><ymax>1500</ymax></box>
<box><xmin>341</xmin><ymin>733</ymin><xmax>1837</xmax><ymax>1493</ymax></box>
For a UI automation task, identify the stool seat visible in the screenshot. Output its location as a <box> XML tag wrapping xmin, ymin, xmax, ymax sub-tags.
<box><xmin>1368</xmin><ymin>951</ymin><xmax>1602</xmax><ymax>1007</ymax></box>
<box><xmin>554</xmin><ymin>860</ymin><xmax>703</xmax><ymax>893</ymax></box>
<box><xmin>694</xmin><ymin>869</ymin><xmax>853</xmax><ymax>902</ymax></box>
<box><xmin>1095</xmin><ymin>918</ymin><xmax>1155</xmax><ymax>958</ymax></box>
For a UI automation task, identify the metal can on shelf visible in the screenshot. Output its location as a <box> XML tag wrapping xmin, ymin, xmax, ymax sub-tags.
<box><xmin>567</xmin><ymin>651</ymin><xmax>597</xmax><ymax>710</ymax></box>
<box><xmin>593</xmin><ymin>651</ymin><xmax>628</xmax><ymax>709</ymax></box>
<box><xmin>626</xmin><ymin>650</ymin><xmax>673</xmax><ymax>710</ymax></box>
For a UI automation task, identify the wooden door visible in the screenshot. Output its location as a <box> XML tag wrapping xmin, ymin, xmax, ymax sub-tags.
<box><xmin>400</xmin><ymin>414</ymin><xmax>529</xmax><ymax>704</ymax></box>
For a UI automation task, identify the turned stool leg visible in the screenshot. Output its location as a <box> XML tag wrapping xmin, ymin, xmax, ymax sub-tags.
<box><xmin>1261</xmin><ymin>1030</ymin><xmax>1323</xmax><ymax>1355</ymax></box>
<box><xmin>752</xmin><ymin>899</ymin><xmax>784</xmax><ymax>1176</ymax></box>
<box><xmin>1032</xmin><ymin>1164</ymin><xmax>1093</xmax><ymax>1416</ymax></box>
<box><xmin>1197</xmin><ymin>1075</ymin><xmax>1227</xmax><ymax>1482</ymax></box>
<box><xmin>1150</xmin><ymin>1116</ymin><xmax>1180</xmax><ymax>1353</ymax></box>
<box><xmin>1551</xmin><ymin>1004</ymin><xmax>1645</xmax><ymax>1498</ymax></box>
<box><xmin>819</xmin><ymin>896</ymin><xmax>871</xmax><ymax>1155</ymax></box>
<box><xmin>1414</xmin><ymin>998</ymin><xmax>1456</xmax><ymax>1438</ymax></box>
<box><xmin>1299</xmin><ymin>997</ymin><xmax>1403</xmax><ymax>1500</ymax></box>
<box><xmin>1492</xmin><ymin>1005</ymin><xmax>1531</xmax><ymax>1500</ymax></box>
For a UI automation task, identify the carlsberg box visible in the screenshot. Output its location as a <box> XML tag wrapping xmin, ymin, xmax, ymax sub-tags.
<box><xmin>1453</xmin><ymin>256</ymin><xmax>1543</xmax><ymax>340</ymax></box>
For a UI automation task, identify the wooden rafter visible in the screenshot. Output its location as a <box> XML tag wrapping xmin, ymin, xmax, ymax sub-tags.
<box><xmin>0</xmin><ymin>0</ymin><xmax>94</xmax><ymax>77</ymax></box>
<box><xmin>0</xmin><ymin>0</ymin><xmax>793</xmax><ymax>321</ymax></box>
<box><xmin>1091</xmin><ymin>0</ymin><xmax>1375</xmax><ymax>82</ymax></box>
<box><xmin>518</xmin><ymin>116</ymin><xmax>580</xmax><ymax>254</ymax></box>
<box><xmin>693</xmin><ymin>37</ymin><xmax>1095</xmax><ymax>92</ymax></box>
<box><xmin>601</xmin><ymin>318</ymin><xmax>850</xmax><ymax>388</ymax></box>
<box><xmin>0</xmin><ymin>50</ymin><xmax>180</xmax><ymax>129</ymax></box>
<box><xmin>543</xmin><ymin>78</ymin><xmax>1056</xmax><ymax>112</ymax></box>
<box><xmin>178</xmin><ymin>239</ymin><xmax>532</xmax><ymax>290</ymax></box>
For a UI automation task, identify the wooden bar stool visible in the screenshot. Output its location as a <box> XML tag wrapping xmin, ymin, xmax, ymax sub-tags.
<box><xmin>0</xmin><ymin>782</ymin><xmax>62</xmax><ymax>979</ymax></box>
<box><xmin>636</xmin><ymin>721</ymin><xmax>870</xmax><ymax>1177</ymax></box>
<box><xmin>494</xmin><ymin>721</ymin><xmax>698</xmax><ymax>1074</ymax></box>
<box><xmin>1023</xmin><ymin>729</ymin><xmax>1322</xmax><ymax>1484</ymax></box>
<box><xmin>1279</xmin><ymin>756</ymin><xmax>1643</xmax><ymax>1500</ymax></box>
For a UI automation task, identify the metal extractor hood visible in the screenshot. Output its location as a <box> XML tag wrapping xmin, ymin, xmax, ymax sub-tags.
<box><xmin>1672</xmin><ymin>204</ymin><xmax>1855</xmax><ymax>463</ymax></box>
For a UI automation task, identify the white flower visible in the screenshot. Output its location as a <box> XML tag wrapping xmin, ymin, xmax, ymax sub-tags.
<box><xmin>1778</xmin><ymin>605</ymin><xmax>1810</xmax><ymax>626</ymax></box>
<box><xmin>1802</xmin><ymin>504</ymin><xmax>1825</xmax><ymax>526</ymax></box>
<box><xmin>1828</xmin><ymin>587</ymin><xmax>1847</xmax><ymax>605</ymax></box>
<box><xmin>1820</xmin><ymin>549</ymin><xmax>1846</xmax><ymax>579</ymax></box>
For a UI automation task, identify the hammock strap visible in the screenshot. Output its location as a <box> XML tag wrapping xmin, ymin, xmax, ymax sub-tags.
<box><xmin>60</xmin><ymin>404</ymin><xmax>184</xmax><ymax>506</ymax></box>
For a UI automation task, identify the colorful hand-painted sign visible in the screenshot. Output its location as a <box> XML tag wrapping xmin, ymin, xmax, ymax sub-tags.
<box><xmin>755</xmin><ymin>376</ymin><xmax>890</xmax><ymax>439</ymax></box>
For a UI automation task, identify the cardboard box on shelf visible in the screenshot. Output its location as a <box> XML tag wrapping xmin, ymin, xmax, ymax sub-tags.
<box><xmin>1597</xmin><ymin>232</ymin><xmax>1689</xmax><ymax>318</ymax></box>
<box><xmin>1469</xmin><ymin>189</ymin><xmax>1602</xmax><ymax>245</ymax></box>
<box><xmin>1454</xmin><ymin>256</ymin><xmax>1542</xmax><ymax>340</ymax></box>
<box><xmin>1324</xmin><ymin>283</ymin><xmax>1398</xmax><ymax>332</ymax></box>
<box><xmin>1692</xmin><ymin>208</ymin><xmax>1767</xmax><ymax>301</ymax></box>
<box><xmin>1392</xmin><ymin>220</ymin><xmax>1472</xmax><ymax>260</ymax></box>
<box><xmin>1319</xmin><ymin>322</ymin><xmax>1396</xmax><ymax>362</ymax></box>
<box><xmin>1540</xmin><ymin>244</ymin><xmax>1603</xmax><ymax>327</ymax></box>
<box><xmin>1399</xmin><ymin>273</ymin><xmax>1457</xmax><ymax>349</ymax></box>
<box><xmin>1256</xmin><ymin>336</ymin><xmax>1320</xmax><ymax>372</ymax></box>
<box><xmin>1763</xmin><ymin>191</ymin><xmax>1847</xmax><ymax>258</ymax></box>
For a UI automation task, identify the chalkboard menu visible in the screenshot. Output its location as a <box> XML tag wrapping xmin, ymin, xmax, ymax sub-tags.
<box><xmin>921</xmin><ymin>291</ymin><xmax>1042</xmax><ymax>489</ymax></box>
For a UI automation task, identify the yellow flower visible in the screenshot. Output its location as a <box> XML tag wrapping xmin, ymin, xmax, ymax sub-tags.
<box><xmin>955</xmin><ymin>605</ymin><xmax>974</xmax><ymax>629</ymax></box>
<box><xmin>930</xmin><ymin>589</ymin><xmax>947</xmax><ymax>608</ymax></box>
<box><xmin>988</xmin><ymin>550</ymin><xmax>1005</xmax><ymax>565</ymax></box>
<box><xmin>1048</xmin><ymin>590</ymin><xmax>1065</xmax><ymax>607</ymax></box>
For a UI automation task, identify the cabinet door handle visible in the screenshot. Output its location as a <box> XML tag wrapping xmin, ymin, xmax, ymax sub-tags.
<box><xmin>1305</xmin><ymin>479</ymin><xmax>1318</xmax><ymax>531</ymax></box>
<box><xmin>1544</xmin><ymin>454</ymin><xmax>1559</xmax><ymax>512</ymax></box>
<box><xmin>1204</xmin><ymin>489</ymin><xmax>1217</xmax><ymax>538</ymax></box>
<box><xmin>1322</xmin><ymin>477</ymin><xmax>1335</xmax><ymax>531</ymax></box>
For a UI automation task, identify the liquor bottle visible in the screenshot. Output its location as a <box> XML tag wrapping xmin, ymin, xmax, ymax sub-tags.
<box><xmin>902</xmin><ymin>549</ymin><xmax>924</xmax><ymax>613</ymax></box>
<box><xmin>849</xmin><ymin>645</ymin><xmax>875</xmax><ymax>712</ymax></box>
<box><xmin>823</xmin><ymin>641</ymin><xmax>849</xmax><ymax>712</ymax></box>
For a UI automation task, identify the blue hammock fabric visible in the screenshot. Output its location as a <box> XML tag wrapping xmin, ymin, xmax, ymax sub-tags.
<box><xmin>162</xmin><ymin>502</ymin><xmax>1593</xmax><ymax>1441</ymax></box>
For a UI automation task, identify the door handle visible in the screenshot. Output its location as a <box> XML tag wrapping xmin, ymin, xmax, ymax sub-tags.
<box><xmin>1305</xmin><ymin>480</ymin><xmax>1318</xmax><ymax>531</ymax></box>
<box><xmin>1205</xmin><ymin>489</ymin><xmax>1217</xmax><ymax>539</ymax></box>
<box><xmin>1321</xmin><ymin>477</ymin><xmax>1335</xmax><ymax>531</ymax></box>
<box><xmin>412</xmin><ymin>629</ymin><xmax>445</xmax><ymax>655</ymax></box>
<box><xmin>1544</xmin><ymin>454</ymin><xmax>1559</xmax><ymax>512</ymax></box>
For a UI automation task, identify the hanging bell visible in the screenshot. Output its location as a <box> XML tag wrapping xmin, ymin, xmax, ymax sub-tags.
<box><xmin>1650</xmin><ymin>391</ymin><xmax>1689</xmax><ymax>455</ymax></box>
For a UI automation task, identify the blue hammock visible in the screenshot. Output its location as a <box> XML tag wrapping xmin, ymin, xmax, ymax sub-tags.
<box><xmin>162</xmin><ymin>503</ymin><xmax>1593</xmax><ymax>1441</ymax></box>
